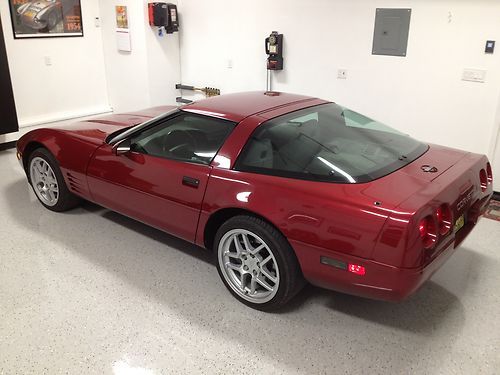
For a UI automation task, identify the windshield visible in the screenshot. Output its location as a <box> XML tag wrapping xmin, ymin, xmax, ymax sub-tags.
<box><xmin>235</xmin><ymin>103</ymin><xmax>428</xmax><ymax>183</ymax></box>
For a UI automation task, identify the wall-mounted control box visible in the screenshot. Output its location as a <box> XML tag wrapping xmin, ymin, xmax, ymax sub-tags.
<box><xmin>148</xmin><ymin>3</ymin><xmax>179</xmax><ymax>33</ymax></box>
<box><xmin>372</xmin><ymin>8</ymin><xmax>411</xmax><ymax>57</ymax></box>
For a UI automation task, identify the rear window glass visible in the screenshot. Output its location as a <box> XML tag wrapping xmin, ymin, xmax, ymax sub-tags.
<box><xmin>235</xmin><ymin>103</ymin><xmax>428</xmax><ymax>183</ymax></box>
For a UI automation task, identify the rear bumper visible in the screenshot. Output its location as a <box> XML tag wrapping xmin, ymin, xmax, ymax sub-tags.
<box><xmin>291</xmin><ymin>194</ymin><xmax>491</xmax><ymax>301</ymax></box>
<box><xmin>292</xmin><ymin>238</ymin><xmax>457</xmax><ymax>301</ymax></box>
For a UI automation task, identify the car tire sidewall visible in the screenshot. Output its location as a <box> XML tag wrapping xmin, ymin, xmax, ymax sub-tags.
<box><xmin>214</xmin><ymin>215</ymin><xmax>302</xmax><ymax>311</ymax></box>
<box><xmin>28</xmin><ymin>148</ymin><xmax>78</xmax><ymax>212</ymax></box>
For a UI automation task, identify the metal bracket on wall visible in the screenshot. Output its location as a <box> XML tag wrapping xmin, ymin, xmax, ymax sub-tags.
<box><xmin>176</xmin><ymin>97</ymin><xmax>193</xmax><ymax>104</ymax></box>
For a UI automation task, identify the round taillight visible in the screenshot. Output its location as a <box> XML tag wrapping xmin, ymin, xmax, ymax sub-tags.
<box><xmin>436</xmin><ymin>204</ymin><xmax>452</xmax><ymax>236</ymax></box>
<box><xmin>486</xmin><ymin>163</ymin><xmax>493</xmax><ymax>184</ymax></box>
<box><xmin>419</xmin><ymin>216</ymin><xmax>437</xmax><ymax>249</ymax></box>
<box><xmin>479</xmin><ymin>169</ymin><xmax>488</xmax><ymax>192</ymax></box>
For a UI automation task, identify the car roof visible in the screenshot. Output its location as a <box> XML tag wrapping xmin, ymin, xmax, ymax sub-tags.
<box><xmin>180</xmin><ymin>91</ymin><xmax>318</xmax><ymax>122</ymax></box>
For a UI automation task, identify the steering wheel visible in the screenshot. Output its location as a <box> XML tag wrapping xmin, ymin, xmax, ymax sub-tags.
<box><xmin>162</xmin><ymin>130</ymin><xmax>198</xmax><ymax>157</ymax></box>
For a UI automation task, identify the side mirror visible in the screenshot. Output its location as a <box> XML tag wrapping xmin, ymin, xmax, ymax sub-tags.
<box><xmin>113</xmin><ymin>138</ymin><xmax>131</xmax><ymax>155</ymax></box>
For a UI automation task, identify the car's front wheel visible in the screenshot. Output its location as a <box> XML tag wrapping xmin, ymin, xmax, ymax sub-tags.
<box><xmin>214</xmin><ymin>215</ymin><xmax>304</xmax><ymax>311</ymax></box>
<box><xmin>28</xmin><ymin>148</ymin><xmax>80</xmax><ymax>212</ymax></box>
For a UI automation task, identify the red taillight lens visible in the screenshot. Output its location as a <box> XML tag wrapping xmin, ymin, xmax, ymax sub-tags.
<box><xmin>479</xmin><ymin>169</ymin><xmax>488</xmax><ymax>192</ymax></box>
<box><xmin>486</xmin><ymin>163</ymin><xmax>493</xmax><ymax>184</ymax></box>
<box><xmin>419</xmin><ymin>216</ymin><xmax>437</xmax><ymax>249</ymax></box>
<box><xmin>348</xmin><ymin>263</ymin><xmax>366</xmax><ymax>276</ymax></box>
<box><xmin>436</xmin><ymin>204</ymin><xmax>452</xmax><ymax>236</ymax></box>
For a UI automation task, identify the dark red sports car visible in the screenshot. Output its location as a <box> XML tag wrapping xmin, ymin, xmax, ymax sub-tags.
<box><xmin>17</xmin><ymin>92</ymin><xmax>493</xmax><ymax>310</ymax></box>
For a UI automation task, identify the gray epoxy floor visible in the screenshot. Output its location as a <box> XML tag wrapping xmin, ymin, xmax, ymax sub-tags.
<box><xmin>0</xmin><ymin>148</ymin><xmax>499</xmax><ymax>375</ymax></box>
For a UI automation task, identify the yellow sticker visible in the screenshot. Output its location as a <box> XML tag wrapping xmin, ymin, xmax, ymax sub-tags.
<box><xmin>454</xmin><ymin>215</ymin><xmax>465</xmax><ymax>233</ymax></box>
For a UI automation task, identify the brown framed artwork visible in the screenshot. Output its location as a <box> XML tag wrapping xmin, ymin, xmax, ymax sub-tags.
<box><xmin>8</xmin><ymin>0</ymin><xmax>83</xmax><ymax>39</ymax></box>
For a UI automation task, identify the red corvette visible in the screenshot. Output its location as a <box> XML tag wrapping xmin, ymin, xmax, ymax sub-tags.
<box><xmin>17</xmin><ymin>92</ymin><xmax>493</xmax><ymax>310</ymax></box>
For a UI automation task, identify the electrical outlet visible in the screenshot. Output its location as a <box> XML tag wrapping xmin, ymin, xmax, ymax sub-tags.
<box><xmin>337</xmin><ymin>69</ymin><xmax>348</xmax><ymax>79</ymax></box>
<box><xmin>44</xmin><ymin>56</ymin><xmax>52</xmax><ymax>66</ymax></box>
<box><xmin>462</xmin><ymin>68</ymin><xmax>486</xmax><ymax>83</ymax></box>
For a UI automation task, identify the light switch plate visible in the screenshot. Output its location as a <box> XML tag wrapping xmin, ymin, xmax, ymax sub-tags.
<box><xmin>462</xmin><ymin>68</ymin><xmax>486</xmax><ymax>83</ymax></box>
<box><xmin>337</xmin><ymin>69</ymin><xmax>347</xmax><ymax>79</ymax></box>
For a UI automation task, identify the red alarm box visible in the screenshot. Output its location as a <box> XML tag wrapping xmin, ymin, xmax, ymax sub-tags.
<box><xmin>148</xmin><ymin>2</ymin><xmax>179</xmax><ymax>33</ymax></box>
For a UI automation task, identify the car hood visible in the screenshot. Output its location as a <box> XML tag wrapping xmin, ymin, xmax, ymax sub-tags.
<box><xmin>57</xmin><ymin>106</ymin><xmax>175</xmax><ymax>145</ymax></box>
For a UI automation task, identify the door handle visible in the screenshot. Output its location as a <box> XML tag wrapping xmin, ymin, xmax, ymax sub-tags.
<box><xmin>182</xmin><ymin>176</ymin><xmax>200</xmax><ymax>188</ymax></box>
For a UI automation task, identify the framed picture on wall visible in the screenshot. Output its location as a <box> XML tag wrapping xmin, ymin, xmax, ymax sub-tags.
<box><xmin>8</xmin><ymin>0</ymin><xmax>83</xmax><ymax>39</ymax></box>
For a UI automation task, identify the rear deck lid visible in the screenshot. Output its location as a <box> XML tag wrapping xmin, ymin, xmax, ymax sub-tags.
<box><xmin>396</xmin><ymin>144</ymin><xmax>467</xmax><ymax>182</ymax></box>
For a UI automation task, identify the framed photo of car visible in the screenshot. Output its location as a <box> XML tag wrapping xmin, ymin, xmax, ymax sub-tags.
<box><xmin>8</xmin><ymin>0</ymin><xmax>83</xmax><ymax>39</ymax></box>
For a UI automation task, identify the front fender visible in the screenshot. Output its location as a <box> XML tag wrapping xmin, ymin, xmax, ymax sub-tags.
<box><xmin>17</xmin><ymin>129</ymin><xmax>100</xmax><ymax>200</ymax></box>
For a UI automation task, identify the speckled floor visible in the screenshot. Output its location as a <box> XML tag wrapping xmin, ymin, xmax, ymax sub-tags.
<box><xmin>0</xmin><ymin>148</ymin><xmax>499</xmax><ymax>375</ymax></box>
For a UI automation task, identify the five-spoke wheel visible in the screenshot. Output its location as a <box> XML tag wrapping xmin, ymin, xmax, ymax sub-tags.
<box><xmin>215</xmin><ymin>215</ymin><xmax>304</xmax><ymax>310</ymax></box>
<box><xmin>218</xmin><ymin>229</ymin><xmax>280</xmax><ymax>304</ymax></box>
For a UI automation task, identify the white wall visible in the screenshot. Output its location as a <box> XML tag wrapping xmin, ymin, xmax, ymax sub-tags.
<box><xmin>99</xmin><ymin>0</ymin><xmax>150</xmax><ymax>112</ymax></box>
<box><xmin>0</xmin><ymin>0</ymin><xmax>111</xmax><ymax>142</ymax></box>
<box><xmin>99</xmin><ymin>0</ymin><xmax>180</xmax><ymax>113</ymax></box>
<box><xmin>178</xmin><ymin>0</ymin><xmax>500</xmax><ymax>163</ymax></box>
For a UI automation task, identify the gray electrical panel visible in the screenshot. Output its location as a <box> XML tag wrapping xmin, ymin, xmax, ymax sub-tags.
<box><xmin>372</xmin><ymin>8</ymin><xmax>411</xmax><ymax>57</ymax></box>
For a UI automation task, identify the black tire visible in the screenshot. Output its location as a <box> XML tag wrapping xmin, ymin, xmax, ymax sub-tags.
<box><xmin>28</xmin><ymin>148</ymin><xmax>80</xmax><ymax>212</ymax></box>
<box><xmin>214</xmin><ymin>215</ymin><xmax>305</xmax><ymax>311</ymax></box>
<box><xmin>46</xmin><ymin>11</ymin><xmax>60</xmax><ymax>30</ymax></box>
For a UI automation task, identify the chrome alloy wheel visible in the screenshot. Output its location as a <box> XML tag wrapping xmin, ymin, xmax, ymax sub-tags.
<box><xmin>218</xmin><ymin>229</ymin><xmax>280</xmax><ymax>304</ymax></box>
<box><xmin>30</xmin><ymin>157</ymin><xmax>59</xmax><ymax>207</ymax></box>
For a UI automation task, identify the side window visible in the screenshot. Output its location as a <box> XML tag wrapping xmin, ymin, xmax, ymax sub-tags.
<box><xmin>130</xmin><ymin>114</ymin><xmax>235</xmax><ymax>165</ymax></box>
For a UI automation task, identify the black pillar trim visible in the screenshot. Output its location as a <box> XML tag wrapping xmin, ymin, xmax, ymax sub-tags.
<box><xmin>0</xmin><ymin>13</ymin><xmax>19</xmax><ymax>135</ymax></box>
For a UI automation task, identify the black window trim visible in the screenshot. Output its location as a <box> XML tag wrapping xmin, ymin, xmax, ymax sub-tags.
<box><xmin>109</xmin><ymin>110</ymin><xmax>238</xmax><ymax>166</ymax></box>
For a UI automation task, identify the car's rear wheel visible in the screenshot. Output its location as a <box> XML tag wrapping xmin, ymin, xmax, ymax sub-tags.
<box><xmin>28</xmin><ymin>148</ymin><xmax>79</xmax><ymax>212</ymax></box>
<box><xmin>214</xmin><ymin>215</ymin><xmax>304</xmax><ymax>311</ymax></box>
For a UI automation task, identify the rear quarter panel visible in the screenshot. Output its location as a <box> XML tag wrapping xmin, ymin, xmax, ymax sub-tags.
<box><xmin>198</xmin><ymin>168</ymin><xmax>391</xmax><ymax>262</ymax></box>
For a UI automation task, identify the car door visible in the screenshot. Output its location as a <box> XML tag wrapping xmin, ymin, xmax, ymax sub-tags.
<box><xmin>86</xmin><ymin>112</ymin><xmax>236</xmax><ymax>242</ymax></box>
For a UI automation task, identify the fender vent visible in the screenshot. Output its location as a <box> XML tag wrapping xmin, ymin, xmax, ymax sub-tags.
<box><xmin>66</xmin><ymin>172</ymin><xmax>83</xmax><ymax>194</ymax></box>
